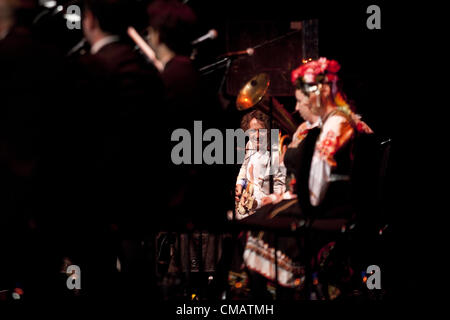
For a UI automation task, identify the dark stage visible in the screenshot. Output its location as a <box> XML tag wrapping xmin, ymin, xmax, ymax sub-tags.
<box><xmin>0</xmin><ymin>0</ymin><xmax>430</xmax><ymax>315</ymax></box>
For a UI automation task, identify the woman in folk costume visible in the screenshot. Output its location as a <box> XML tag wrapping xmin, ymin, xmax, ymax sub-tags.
<box><xmin>239</xmin><ymin>57</ymin><xmax>373</xmax><ymax>297</ymax></box>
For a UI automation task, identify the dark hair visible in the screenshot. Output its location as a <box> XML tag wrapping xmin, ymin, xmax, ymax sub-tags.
<box><xmin>240</xmin><ymin>109</ymin><xmax>270</xmax><ymax>132</ymax></box>
<box><xmin>147</xmin><ymin>0</ymin><xmax>197</xmax><ymax>56</ymax></box>
<box><xmin>84</xmin><ymin>0</ymin><xmax>133</xmax><ymax>35</ymax></box>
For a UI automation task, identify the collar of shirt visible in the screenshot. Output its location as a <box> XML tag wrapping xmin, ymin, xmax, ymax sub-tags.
<box><xmin>90</xmin><ymin>35</ymin><xmax>120</xmax><ymax>54</ymax></box>
<box><xmin>315</xmin><ymin>117</ymin><xmax>324</xmax><ymax>129</ymax></box>
<box><xmin>307</xmin><ymin>119</ymin><xmax>321</xmax><ymax>129</ymax></box>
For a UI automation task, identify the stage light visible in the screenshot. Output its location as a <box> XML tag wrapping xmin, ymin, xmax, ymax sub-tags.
<box><xmin>12</xmin><ymin>287</ymin><xmax>24</xmax><ymax>300</ymax></box>
<box><xmin>64</xmin><ymin>13</ymin><xmax>81</xmax><ymax>23</ymax></box>
<box><xmin>42</xmin><ymin>0</ymin><xmax>57</xmax><ymax>8</ymax></box>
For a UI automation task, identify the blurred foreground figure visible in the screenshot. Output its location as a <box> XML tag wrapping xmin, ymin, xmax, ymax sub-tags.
<box><xmin>65</xmin><ymin>0</ymin><xmax>164</xmax><ymax>300</ymax></box>
<box><xmin>147</xmin><ymin>0</ymin><xmax>227</xmax><ymax>300</ymax></box>
<box><xmin>0</xmin><ymin>0</ymin><xmax>69</xmax><ymax>300</ymax></box>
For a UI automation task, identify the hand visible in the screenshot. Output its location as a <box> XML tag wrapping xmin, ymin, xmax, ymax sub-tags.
<box><xmin>235</xmin><ymin>184</ymin><xmax>243</xmax><ymax>202</ymax></box>
<box><xmin>242</xmin><ymin>192</ymin><xmax>248</xmax><ymax>203</ymax></box>
<box><xmin>261</xmin><ymin>196</ymin><xmax>273</xmax><ymax>206</ymax></box>
<box><xmin>261</xmin><ymin>194</ymin><xmax>283</xmax><ymax>206</ymax></box>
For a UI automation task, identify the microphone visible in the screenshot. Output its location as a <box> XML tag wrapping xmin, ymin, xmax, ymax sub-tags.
<box><xmin>219</xmin><ymin>47</ymin><xmax>254</xmax><ymax>58</ymax></box>
<box><xmin>191</xmin><ymin>29</ymin><xmax>218</xmax><ymax>45</ymax></box>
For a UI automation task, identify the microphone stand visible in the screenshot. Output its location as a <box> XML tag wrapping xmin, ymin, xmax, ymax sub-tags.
<box><xmin>267</xmin><ymin>95</ymin><xmax>281</xmax><ymax>300</ymax></box>
<box><xmin>199</xmin><ymin>57</ymin><xmax>236</xmax><ymax>112</ymax></box>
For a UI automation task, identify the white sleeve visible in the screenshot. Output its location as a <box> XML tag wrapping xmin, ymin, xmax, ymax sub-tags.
<box><xmin>273</xmin><ymin>162</ymin><xmax>287</xmax><ymax>195</ymax></box>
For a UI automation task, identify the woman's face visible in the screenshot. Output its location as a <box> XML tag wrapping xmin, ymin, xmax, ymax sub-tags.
<box><xmin>295</xmin><ymin>89</ymin><xmax>316</xmax><ymax>123</ymax></box>
<box><xmin>295</xmin><ymin>85</ymin><xmax>328</xmax><ymax>117</ymax></box>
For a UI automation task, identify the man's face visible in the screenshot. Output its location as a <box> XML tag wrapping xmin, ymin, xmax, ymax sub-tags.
<box><xmin>82</xmin><ymin>9</ymin><xmax>95</xmax><ymax>43</ymax></box>
<box><xmin>248</xmin><ymin>117</ymin><xmax>267</xmax><ymax>150</ymax></box>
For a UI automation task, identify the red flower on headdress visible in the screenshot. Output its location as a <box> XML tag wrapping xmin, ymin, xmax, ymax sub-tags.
<box><xmin>325</xmin><ymin>73</ymin><xmax>338</xmax><ymax>82</ymax></box>
<box><xmin>326</xmin><ymin>60</ymin><xmax>341</xmax><ymax>73</ymax></box>
<box><xmin>291</xmin><ymin>57</ymin><xmax>341</xmax><ymax>85</ymax></box>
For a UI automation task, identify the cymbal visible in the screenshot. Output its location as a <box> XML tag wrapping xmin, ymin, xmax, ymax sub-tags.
<box><xmin>236</xmin><ymin>73</ymin><xmax>270</xmax><ymax>111</ymax></box>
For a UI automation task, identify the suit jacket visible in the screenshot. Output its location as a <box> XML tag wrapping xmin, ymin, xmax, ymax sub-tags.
<box><xmin>70</xmin><ymin>40</ymin><xmax>164</xmax><ymax>235</ymax></box>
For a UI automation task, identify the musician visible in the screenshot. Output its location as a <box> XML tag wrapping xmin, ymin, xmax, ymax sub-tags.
<box><xmin>241</xmin><ymin>58</ymin><xmax>372</xmax><ymax>299</ymax></box>
<box><xmin>0</xmin><ymin>0</ymin><xmax>70</xmax><ymax>298</ymax></box>
<box><xmin>262</xmin><ymin>95</ymin><xmax>322</xmax><ymax>206</ymax></box>
<box><xmin>288</xmin><ymin>58</ymin><xmax>374</xmax><ymax>211</ymax></box>
<box><xmin>234</xmin><ymin>109</ymin><xmax>286</xmax><ymax>220</ymax></box>
<box><xmin>261</xmin><ymin>72</ymin><xmax>373</xmax><ymax>206</ymax></box>
<box><xmin>147</xmin><ymin>0</ymin><xmax>207</xmax><ymax>126</ymax></box>
<box><xmin>147</xmin><ymin>0</ymin><xmax>226</xmax><ymax>299</ymax></box>
<box><xmin>66</xmin><ymin>0</ymin><xmax>164</xmax><ymax>299</ymax></box>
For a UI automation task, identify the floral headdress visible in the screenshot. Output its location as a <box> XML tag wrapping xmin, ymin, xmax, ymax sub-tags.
<box><xmin>291</xmin><ymin>57</ymin><xmax>341</xmax><ymax>88</ymax></box>
<box><xmin>290</xmin><ymin>58</ymin><xmax>373</xmax><ymax>133</ymax></box>
<box><xmin>292</xmin><ymin>57</ymin><xmax>355</xmax><ymax>114</ymax></box>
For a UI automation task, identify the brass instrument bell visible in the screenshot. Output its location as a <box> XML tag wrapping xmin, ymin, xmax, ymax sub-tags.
<box><xmin>236</xmin><ymin>73</ymin><xmax>270</xmax><ymax>111</ymax></box>
<box><xmin>236</xmin><ymin>73</ymin><xmax>298</xmax><ymax>135</ymax></box>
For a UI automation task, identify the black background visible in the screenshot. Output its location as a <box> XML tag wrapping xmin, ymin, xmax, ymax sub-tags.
<box><xmin>1</xmin><ymin>0</ymin><xmax>435</xmax><ymax>312</ymax></box>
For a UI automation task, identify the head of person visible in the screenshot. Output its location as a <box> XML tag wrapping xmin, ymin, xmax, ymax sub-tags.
<box><xmin>291</xmin><ymin>57</ymin><xmax>346</xmax><ymax>119</ymax></box>
<box><xmin>82</xmin><ymin>0</ymin><xmax>131</xmax><ymax>45</ymax></box>
<box><xmin>1</xmin><ymin>0</ymin><xmax>37</xmax><ymax>28</ymax></box>
<box><xmin>0</xmin><ymin>0</ymin><xmax>14</xmax><ymax>36</ymax></box>
<box><xmin>147</xmin><ymin>0</ymin><xmax>197</xmax><ymax>57</ymax></box>
<box><xmin>294</xmin><ymin>90</ymin><xmax>319</xmax><ymax>124</ymax></box>
<box><xmin>241</xmin><ymin>109</ymin><xmax>270</xmax><ymax>150</ymax></box>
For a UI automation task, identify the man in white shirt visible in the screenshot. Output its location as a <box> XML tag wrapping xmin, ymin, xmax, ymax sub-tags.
<box><xmin>234</xmin><ymin>110</ymin><xmax>286</xmax><ymax>219</ymax></box>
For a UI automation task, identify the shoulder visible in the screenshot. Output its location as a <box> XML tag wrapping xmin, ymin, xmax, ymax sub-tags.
<box><xmin>323</xmin><ymin>111</ymin><xmax>354</xmax><ymax>133</ymax></box>
<box><xmin>165</xmin><ymin>56</ymin><xmax>196</xmax><ymax>71</ymax></box>
<box><xmin>95</xmin><ymin>42</ymin><xmax>145</xmax><ymax>69</ymax></box>
<box><xmin>98</xmin><ymin>42</ymin><xmax>162</xmax><ymax>80</ymax></box>
<box><xmin>162</xmin><ymin>55</ymin><xmax>199</xmax><ymax>84</ymax></box>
